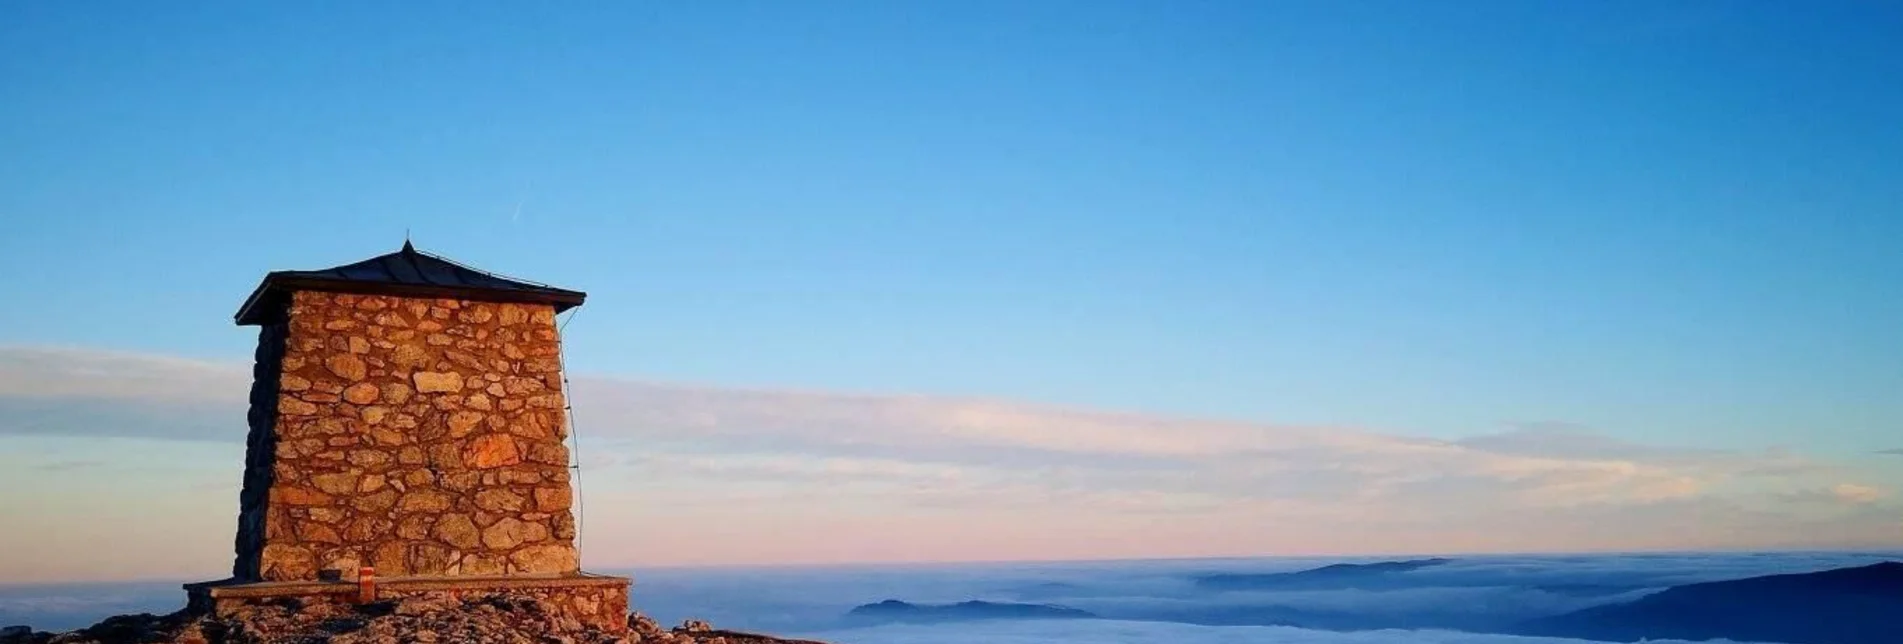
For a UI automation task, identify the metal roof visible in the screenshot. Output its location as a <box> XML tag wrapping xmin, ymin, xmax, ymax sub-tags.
<box><xmin>235</xmin><ymin>241</ymin><xmax>586</xmax><ymax>326</ymax></box>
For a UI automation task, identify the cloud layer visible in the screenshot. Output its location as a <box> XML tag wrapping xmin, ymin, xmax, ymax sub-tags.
<box><xmin>812</xmin><ymin>620</ymin><xmax>1754</xmax><ymax>644</ymax></box>
<box><xmin>0</xmin><ymin>345</ymin><xmax>1899</xmax><ymax>582</ymax></box>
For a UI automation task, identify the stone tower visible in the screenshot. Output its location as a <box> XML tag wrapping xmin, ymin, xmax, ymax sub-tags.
<box><xmin>229</xmin><ymin>242</ymin><xmax>590</xmax><ymax>582</ymax></box>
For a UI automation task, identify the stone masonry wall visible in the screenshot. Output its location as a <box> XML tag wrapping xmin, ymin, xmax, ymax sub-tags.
<box><xmin>241</xmin><ymin>291</ymin><xmax>578</xmax><ymax>582</ymax></box>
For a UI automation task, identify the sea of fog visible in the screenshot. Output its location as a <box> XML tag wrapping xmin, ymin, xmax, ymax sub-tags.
<box><xmin>4</xmin><ymin>551</ymin><xmax>1898</xmax><ymax>643</ymax></box>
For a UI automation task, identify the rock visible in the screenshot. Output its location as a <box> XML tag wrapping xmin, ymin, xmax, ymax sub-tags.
<box><xmin>509</xmin><ymin>411</ymin><xmax>557</xmax><ymax>439</ymax></box>
<box><xmin>433</xmin><ymin>513</ymin><xmax>482</xmax><ymax>549</ymax></box>
<box><xmin>382</xmin><ymin>382</ymin><xmax>415</xmax><ymax>404</ymax></box>
<box><xmin>461</xmin><ymin>553</ymin><xmax>507</xmax><ymax>575</ymax></box>
<box><xmin>504</xmin><ymin>377</ymin><xmax>545</xmax><ymax>395</ymax></box>
<box><xmin>481</xmin><ymin>517</ymin><xmax>548</xmax><ymax>549</ymax></box>
<box><xmin>442</xmin><ymin>471</ymin><xmax>481</xmax><ymax>492</ymax></box>
<box><xmin>525</xmin><ymin>356</ymin><xmax>562</xmax><ymax>373</ymax></box>
<box><xmin>466</xmin><ymin>434</ymin><xmax>522</xmax><ymax>468</ymax></box>
<box><xmin>427</xmin><ymin>443</ymin><xmax>464</xmax><ymax>468</ymax></box>
<box><xmin>445</xmin><ymin>350</ymin><xmax>486</xmax><ymax>370</ymax></box>
<box><xmin>310</xmin><ymin>472</ymin><xmax>359</xmax><ymax>495</ymax></box>
<box><xmin>361</xmin><ymin>405</ymin><xmax>392</xmax><ymax>425</ymax></box>
<box><xmin>286</xmin><ymin>438</ymin><xmax>325</xmax><ymax>458</ymax></box>
<box><xmin>345</xmin><ymin>517</ymin><xmax>393</xmax><ymax>542</ymax></box>
<box><xmin>475</xmin><ymin>488</ymin><xmax>528</xmax><ymax>512</ymax></box>
<box><xmin>279</xmin><ymin>396</ymin><xmax>320</xmax><ymax>415</ymax></box>
<box><xmin>270</xmin><ymin>486</ymin><xmax>332</xmax><ymax>506</ymax></box>
<box><xmin>279</xmin><ymin>374</ymin><xmax>312</xmax><ymax>391</ymax></box>
<box><xmin>448</xmin><ymin>411</ymin><xmax>486</xmax><ymax>437</ymax></box>
<box><xmin>458</xmin><ymin>306</ymin><xmax>495</xmax><ymax>324</ymax></box>
<box><xmin>369</xmin><ymin>427</ymin><xmax>407</xmax><ymax>447</ymax></box>
<box><xmin>259</xmin><ymin>543</ymin><xmax>316</xmax><ymax>579</ymax></box>
<box><xmin>408</xmin><ymin>543</ymin><xmax>456</xmax><ymax>575</ymax></box>
<box><xmin>326</xmin><ymin>354</ymin><xmax>368</xmax><ymax>381</ymax></box>
<box><xmin>393</xmin><ymin>343</ymin><xmax>429</xmax><ymax>368</ymax></box>
<box><xmin>397</xmin><ymin>514</ymin><xmax>435</xmax><ymax>539</ymax></box>
<box><xmin>302</xmin><ymin>390</ymin><xmax>342</xmax><ymax>403</ymax></box>
<box><xmin>499</xmin><ymin>304</ymin><xmax>531</xmax><ymax>325</ymax></box>
<box><xmin>371</xmin><ymin>541</ymin><xmax>409</xmax><ymax>576</ymax></box>
<box><xmin>350</xmin><ymin>450</ymin><xmax>392</xmax><ymax>467</ymax></box>
<box><xmin>297</xmin><ymin>520</ymin><xmax>343</xmax><ymax>544</ymax></box>
<box><xmin>534</xmin><ymin>487</ymin><xmax>572</xmax><ymax>511</ymax></box>
<box><xmin>398</xmin><ymin>490</ymin><xmax>453</xmax><ymax>513</ymax></box>
<box><xmin>344</xmin><ymin>382</ymin><xmax>381</xmax><ymax>405</ymax></box>
<box><xmin>414</xmin><ymin>371</ymin><xmax>464</xmax><ymax>393</ymax></box>
<box><xmin>502</xmin><ymin>469</ymin><xmax>543</xmax><ymax>485</ymax></box>
<box><xmin>352</xmin><ymin>489</ymin><xmax>399</xmax><ymax>513</ymax></box>
<box><xmin>510</xmin><ymin>544</ymin><xmax>578</xmax><ymax>574</ymax></box>
<box><xmin>525</xmin><ymin>442</ymin><xmax>568</xmax><ymax>466</ymax></box>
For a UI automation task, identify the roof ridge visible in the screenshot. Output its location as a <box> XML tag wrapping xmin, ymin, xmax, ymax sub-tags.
<box><xmin>411</xmin><ymin>247</ymin><xmax>562</xmax><ymax>291</ymax></box>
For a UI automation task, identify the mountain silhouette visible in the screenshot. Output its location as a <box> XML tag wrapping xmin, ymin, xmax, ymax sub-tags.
<box><xmin>1193</xmin><ymin>558</ymin><xmax>1454</xmax><ymax>590</ymax></box>
<box><xmin>843</xmin><ymin>600</ymin><xmax>1097</xmax><ymax>624</ymax></box>
<box><xmin>1518</xmin><ymin>561</ymin><xmax>1903</xmax><ymax>644</ymax></box>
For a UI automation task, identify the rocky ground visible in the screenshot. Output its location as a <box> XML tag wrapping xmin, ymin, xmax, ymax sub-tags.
<box><xmin>0</xmin><ymin>594</ymin><xmax>829</xmax><ymax>644</ymax></box>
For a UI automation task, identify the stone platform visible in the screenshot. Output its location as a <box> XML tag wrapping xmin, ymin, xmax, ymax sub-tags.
<box><xmin>185</xmin><ymin>572</ymin><xmax>631</xmax><ymax>632</ymax></box>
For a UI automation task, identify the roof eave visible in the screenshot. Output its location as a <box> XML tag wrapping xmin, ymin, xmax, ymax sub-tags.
<box><xmin>235</xmin><ymin>275</ymin><xmax>587</xmax><ymax>327</ymax></box>
<box><xmin>233</xmin><ymin>271</ymin><xmax>295</xmax><ymax>326</ymax></box>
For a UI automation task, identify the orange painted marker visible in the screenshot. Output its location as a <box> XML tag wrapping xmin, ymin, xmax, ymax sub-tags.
<box><xmin>358</xmin><ymin>566</ymin><xmax>376</xmax><ymax>603</ymax></box>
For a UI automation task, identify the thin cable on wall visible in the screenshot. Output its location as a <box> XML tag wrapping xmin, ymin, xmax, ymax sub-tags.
<box><xmin>556</xmin><ymin>307</ymin><xmax>588</xmax><ymax>566</ymax></box>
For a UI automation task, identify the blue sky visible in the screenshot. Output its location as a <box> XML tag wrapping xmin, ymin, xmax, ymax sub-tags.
<box><xmin>2</xmin><ymin>1</ymin><xmax>1901</xmax><ymax>580</ymax></box>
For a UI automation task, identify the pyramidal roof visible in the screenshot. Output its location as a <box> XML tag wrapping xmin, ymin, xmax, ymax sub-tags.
<box><xmin>235</xmin><ymin>241</ymin><xmax>586</xmax><ymax>326</ymax></box>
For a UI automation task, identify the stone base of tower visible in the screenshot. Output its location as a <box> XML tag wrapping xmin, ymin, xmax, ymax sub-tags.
<box><xmin>184</xmin><ymin>573</ymin><xmax>631</xmax><ymax>633</ymax></box>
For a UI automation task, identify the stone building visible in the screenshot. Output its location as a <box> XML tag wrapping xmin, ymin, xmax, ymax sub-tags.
<box><xmin>187</xmin><ymin>242</ymin><xmax>629</xmax><ymax>631</ymax></box>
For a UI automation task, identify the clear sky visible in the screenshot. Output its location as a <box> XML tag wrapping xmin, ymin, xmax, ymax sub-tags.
<box><xmin>2</xmin><ymin>1</ymin><xmax>1901</xmax><ymax>582</ymax></box>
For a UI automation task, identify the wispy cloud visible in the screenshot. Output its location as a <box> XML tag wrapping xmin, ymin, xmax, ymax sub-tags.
<box><xmin>0</xmin><ymin>345</ymin><xmax>1898</xmax><ymax>579</ymax></box>
<box><xmin>25</xmin><ymin>460</ymin><xmax>105</xmax><ymax>472</ymax></box>
<box><xmin>1828</xmin><ymin>483</ymin><xmax>1885</xmax><ymax>505</ymax></box>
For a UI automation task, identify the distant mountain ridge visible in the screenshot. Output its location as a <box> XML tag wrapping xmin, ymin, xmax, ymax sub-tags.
<box><xmin>1193</xmin><ymin>558</ymin><xmax>1455</xmax><ymax>590</ymax></box>
<box><xmin>844</xmin><ymin>600</ymin><xmax>1097</xmax><ymax>624</ymax></box>
<box><xmin>1518</xmin><ymin>561</ymin><xmax>1903</xmax><ymax>644</ymax></box>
